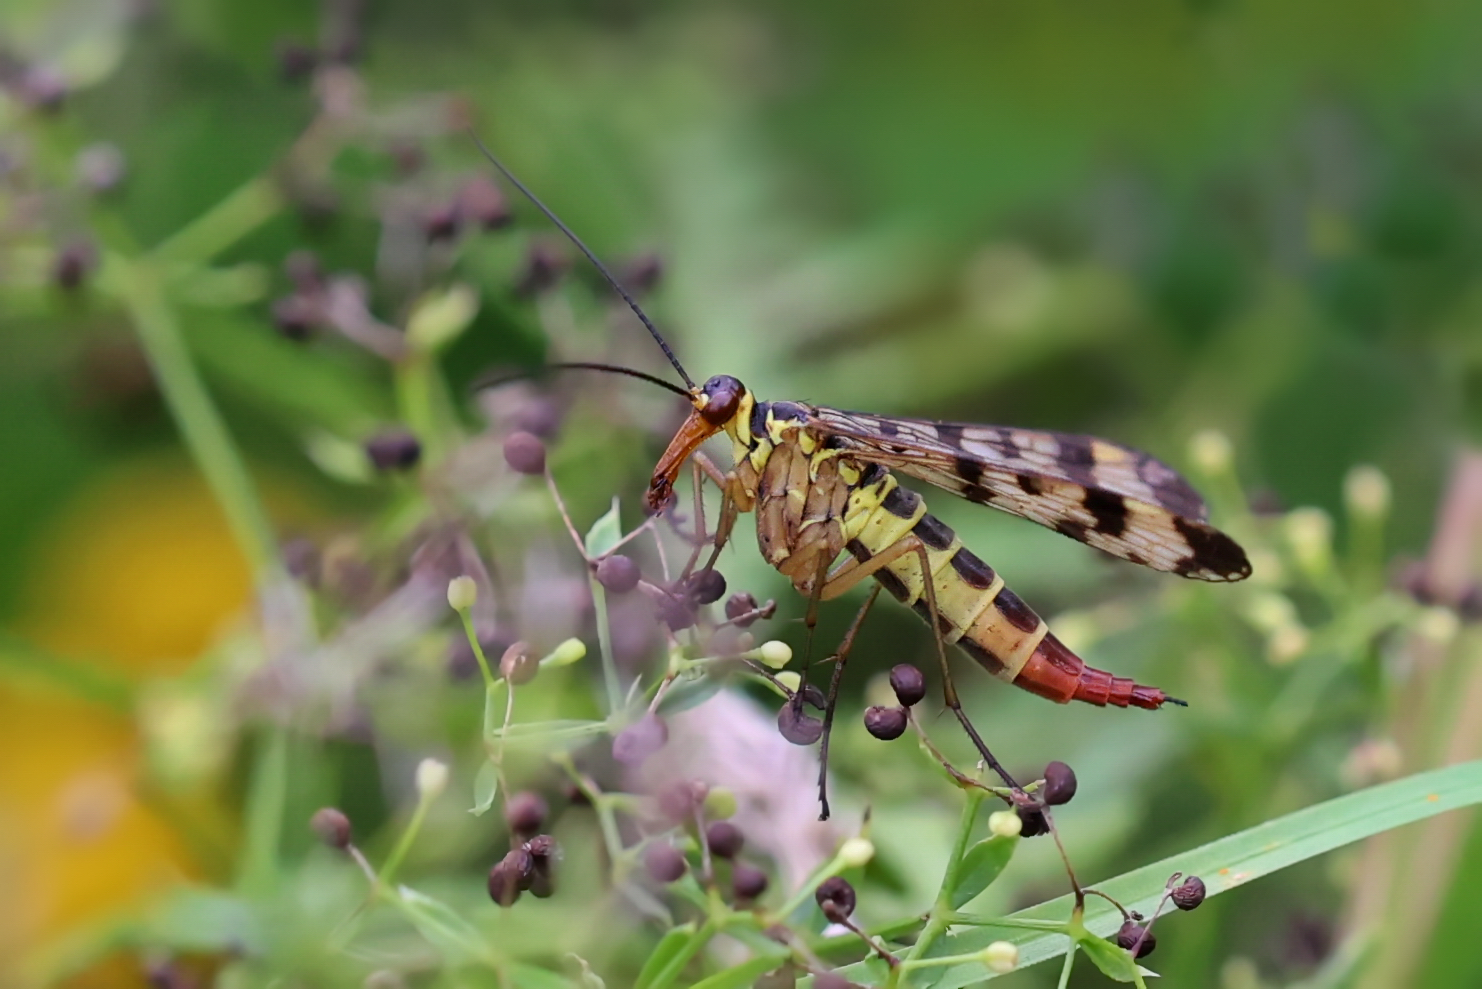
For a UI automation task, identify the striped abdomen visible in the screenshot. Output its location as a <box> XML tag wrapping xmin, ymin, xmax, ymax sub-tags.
<box><xmin>842</xmin><ymin>469</ymin><xmax>1172</xmax><ymax>710</ymax></box>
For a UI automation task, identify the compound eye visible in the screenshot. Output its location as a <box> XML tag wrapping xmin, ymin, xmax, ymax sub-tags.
<box><xmin>699</xmin><ymin>375</ymin><xmax>744</xmax><ymax>426</ymax></box>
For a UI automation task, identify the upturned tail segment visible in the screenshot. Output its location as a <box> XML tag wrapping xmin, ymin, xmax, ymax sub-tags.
<box><xmin>1013</xmin><ymin>633</ymin><xmax>1173</xmax><ymax>710</ymax></box>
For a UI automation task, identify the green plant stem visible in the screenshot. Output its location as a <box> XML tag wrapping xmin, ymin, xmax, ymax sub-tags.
<box><xmin>589</xmin><ymin>578</ymin><xmax>625</xmax><ymax>717</ymax></box>
<box><xmin>458</xmin><ymin>609</ymin><xmax>498</xmax><ymax>690</ymax></box>
<box><xmin>888</xmin><ymin>789</ymin><xmax>985</xmax><ymax>987</ymax></box>
<box><xmin>393</xmin><ymin>354</ymin><xmax>452</xmax><ymax>466</ymax></box>
<box><xmin>153</xmin><ymin>175</ymin><xmax>284</xmax><ymax>267</ymax></box>
<box><xmin>645</xmin><ymin>917</ymin><xmax>719</xmax><ymax>989</ymax></box>
<box><xmin>378</xmin><ymin>793</ymin><xmax>434</xmax><ymax>888</ymax></box>
<box><xmin>237</xmin><ymin>726</ymin><xmax>289</xmax><ymax>894</ymax></box>
<box><xmin>1056</xmin><ymin>944</ymin><xmax>1077</xmax><ymax>989</ymax></box>
<box><xmin>118</xmin><ymin>259</ymin><xmax>280</xmax><ymax>583</ymax></box>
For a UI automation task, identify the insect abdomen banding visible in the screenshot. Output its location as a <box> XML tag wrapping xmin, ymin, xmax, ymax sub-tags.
<box><xmin>841</xmin><ymin>472</ymin><xmax>1174</xmax><ymax>710</ymax></box>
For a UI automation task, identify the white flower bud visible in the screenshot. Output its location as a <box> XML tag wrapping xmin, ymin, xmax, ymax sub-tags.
<box><xmin>837</xmin><ymin>837</ymin><xmax>875</xmax><ymax>868</ymax></box>
<box><xmin>1189</xmin><ymin>430</ymin><xmax>1233</xmax><ymax>476</ymax></box>
<box><xmin>1244</xmin><ymin>593</ymin><xmax>1298</xmax><ymax>634</ymax></box>
<box><xmin>415</xmin><ymin>758</ymin><xmax>449</xmax><ymax>800</ymax></box>
<box><xmin>1344</xmin><ymin>464</ymin><xmax>1391</xmax><ymax>522</ymax></box>
<box><xmin>981</xmin><ymin>940</ymin><xmax>1019</xmax><ymax>974</ymax></box>
<box><xmin>756</xmin><ymin>640</ymin><xmax>793</xmax><ymax>669</ymax></box>
<box><xmin>446</xmin><ymin>575</ymin><xmax>478</xmax><ymax>612</ymax></box>
<box><xmin>774</xmin><ymin>671</ymin><xmax>802</xmax><ymax>695</ymax></box>
<box><xmin>1266</xmin><ymin>624</ymin><xmax>1309</xmax><ymax>665</ymax></box>
<box><xmin>988</xmin><ymin>810</ymin><xmax>1023</xmax><ymax>838</ymax></box>
<box><xmin>1416</xmin><ymin>606</ymin><xmax>1459</xmax><ymax>646</ymax></box>
<box><xmin>1284</xmin><ymin>508</ymin><xmax>1333</xmax><ymax>578</ymax></box>
<box><xmin>544</xmin><ymin>638</ymin><xmax>587</xmax><ymax>667</ymax></box>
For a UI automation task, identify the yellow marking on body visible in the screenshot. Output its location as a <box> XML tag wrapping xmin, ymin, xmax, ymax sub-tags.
<box><xmin>839</xmin><ymin>462</ymin><xmax>861</xmax><ymax>486</ymax></box>
<box><xmin>964</xmin><ymin>610</ymin><xmax>1048</xmax><ymax>682</ymax></box>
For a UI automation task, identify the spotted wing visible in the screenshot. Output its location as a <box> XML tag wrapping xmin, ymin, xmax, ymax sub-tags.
<box><xmin>810</xmin><ymin>408</ymin><xmax>1250</xmax><ymax>582</ymax></box>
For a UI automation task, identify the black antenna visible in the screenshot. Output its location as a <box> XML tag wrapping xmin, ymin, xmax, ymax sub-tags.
<box><xmin>468</xmin><ymin>132</ymin><xmax>698</xmax><ymax>393</ymax></box>
<box><xmin>473</xmin><ymin>361</ymin><xmax>691</xmax><ymax>399</ymax></box>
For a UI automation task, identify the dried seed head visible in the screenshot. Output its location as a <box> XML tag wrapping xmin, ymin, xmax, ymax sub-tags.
<box><xmin>595</xmin><ymin>554</ymin><xmax>641</xmax><ymax>594</ymax></box>
<box><xmin>456</xmin><ymin>175</ymin><xmax>512</xmax><ymax>230</ymax></box>
<box><xmin>502</xmin><ymin>431</ymin><xmax>547</xmax><ymax>475</ymax></box>
<box><xmin>1171</xmin><ymin>875</ymin><xmax>1206</xmax><ymax>911</ymax></box>
<box><xmin>1017</xmin><ymin>807</ymin><xmax>1050</xmax><ymax>838</ymax></box>
<box><xmin>1114</xmin><ymin>921</ymin><xmax>1156</xmax><ymax>958</ymax></box>
<box><xmin>526</xmin><ymin>837</ymin><xmax>557</xmax><ymax>897</ymax></box>
<box><xmin>422</xmin><ymin>202</ymin><xmax>461</xmax><ymax>243</ymax></box>
<box><xmin>643</xmin><ymin>842</ymin><xmax>687</xmax><ymax>883</ymax></box>
<box><xmin>502</xmin><ymin>847</ymin><xmax>536</xmax><ymax>890</ymax></box>
<box><xmin>725</xmin><ymin>591</ymin><xmax>760</xmax><ymax>626</ymax></box>
<box><xmin>488</xmin><ymin>861</ymin><xmax>521</xmax><ymax>906</ymax></box>
<box><xmin>705</xmin><ymin>820</ymin><xmax>745</xmax><ymax>859</ymax></box>
<box><xmin>1042</xmin><ymin>761</ymin><xmax>1078</xmax><ymax>806</ymax></box>
<box><xmin>731</xmin><ymin>861</ymin><xmax>769</xmax><ymax>901</ymax></box>
<box><xmin>815</xmin><ymin>876</ymin><xmax>856</xmax><ymax>919</ymax></box>
<box><xmin>863</xmin><ymin>705</ymin><xmax>908</xmax><ymax>740</ymax></box>
<box><xmin>777</xmin><ymin>703</ymin><xmax>824</xmax><ymax>745</ymax></box>
<box><xmin>612</xmin><ymin>713</ymin><xmax>668</xmax><ymax>765</ymax></box>
<box><xmin>888</xmin><ymin>664</ymin><xmax>927</xmax><ymax>707</ymax></box>
<box><xmin>504</xmin><ymin>791</ymin><xmax>548</xmax><ymax>836</ymax></box>
<box><xmin>365</xmin><ymin>430</ymin><xmax>422</xmax><ymax>471</ymax></box>
<box><xmin>310</xmin><ymin>807</ymin><xmax>352</xmax><ymax>849</ymax></box>
<box><xmin>499</xmin><ymin>641</ymin><xmax>539</xmax><ymax>686</ymax></box>
<box><xmin>686</xmin><ymin>569</ymin><xmax>727</xmax><ymax>605</ymax></box>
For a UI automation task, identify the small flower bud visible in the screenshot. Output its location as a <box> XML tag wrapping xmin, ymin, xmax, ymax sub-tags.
<box><xmin>1345</xmin><ymin>464</ymin><xmax>1391</xmax><ymax>521</ymax></box>
<box><xmin>1171</xmin><ymin>875</ymin><xmax>1206</xmax><ymax>911</ymax></box>
<box><xmin>815</xmin><ymin>876</ymin><xmax>856</xmax><ymax>919</ymax></box>
<box><xmin>503</xmin><ymin>431</ymin><xmax>547</xmax><ymax>475</ymax></box>
<box><xmin>702</xmin><ymin>787</ymin><xmax>738</xmax><ymax>820</ymax></box>
<box><xmin>863</xmin><ymin>705</ymin><xmax>908</xmax><ymax>740</ymax></box>
<box><xmin>499</xmin><ymin>641</ymin><xmax>539</xmax><ymax>685</ymax></box>
<box><xmin>365</xmin><ymin>430</ymin><xmax>422</xmax><ymax>471</ymax></box>
<box><xmin>988</xmin><ymin>810</ymin><xmax>1023</xmax><ymax>838</ymax></box>
<box><xmin>774</xmin><ymin>671</ymin><xmax>802</xmax><ymax>695</ymax></box>
<box><xmin>838</xmin><ymin>837</ymin><xmax>875</xmax><ymax>868</ymax></box>
<box><xmin>981</xmin><ymin>941</ymin><xmax>1019</xmax><ymax>974</ymax></box>
<box><xmin>310</xmin><ymin>807</ymin><xmax>351</xmax><ymax>849</ymax></box>
<box><xmin>447</xmin><ymin>575</ymin><xmax>478</xmax><ymax>611</ymax></box>
<box><xmin>731</xmin><ymin>861</ymin><xmax>769</xmax><ymax>901</ymax></box>
<box><xmin>1416</xmin><ymin>606</ymin><xmax>1460</xmax><ymax>646</ymax></box>
<box><xmin>757</xmin><ymin>640</ymin><xmax>792</xmax><ymax>669</ymax></box>
<box><xmin>505</xmin><ymin>791</ymin><xmax>548</xmax><ymax>836</ymax></box>
<box><xmin>776</xmin><ymin>703</ymin><xmax>823</xmax><ymax>745</ymax></box>
<box><xmin>643</xmin><ymin>842</ymin><xmax>687</xmax><ymax>883</ymax></box>
<box><xmin>456</xmin><ymin>175</ymin><xmax>512</xmax><ymax>230</ymax></box>
<box><xmin>686</xmin><ymin>569</ymin><xmax>727</xmax><ymax>605</ymax></box>
<box><xmin>1042</xmin><ymin>761</ymin><xmax>1077</xmax><ymax>806</ymax></box>
<box><xmin>1189</xmin><ymin>429</ymin><xmax>1233</xmax><ymax>476</ymax></box>
<box><xmin>705</xmin><ymin>821</ymin><xmax>745</xmax><ymax>859</ymax></box>
<box><xmin>415</xmin><ymin>758</ymin><xmax>449</xmax><ymax>800</ymax></box>
<box><xmin>544</xmin><ymin>638</ymin><xmax>587</xmax><ymax>667</ymax></box>
<box><xmin>612</xmin><ymin>713</ymin><xmax>668</xmax><ymax>765</ymax></box>
<box><xmin>1266</xmin><ymin>623</ymin><xmax>1310</xmax><ymax>665</ymax></box>
<box><xmin>488</xmin><ymin>861</ymin><xmax>521</xmax><ymax>906</ymax></box>
<box><xmin>595</xmin><ymin>554</ymin><xmax>641</xmax><ymax>594</ymax></box>
<box><xmin>1114</xmin><ymin>921</ymin><xmax>1156</xmax><ymax>958</ymax></box>
<box><xmin>888</xmin><ymin>664</ymin><xmax>926</xmax><ymax>707</ymax></box>
<box><xmin>1284</xmin><ymin>507</ymin><xmax>1334</xmax><ymax>578</ymax></box>
<box><xmin>725</xmin><ymin>591</ymin><xmax>760</xmax><ymax>626</ymax></box>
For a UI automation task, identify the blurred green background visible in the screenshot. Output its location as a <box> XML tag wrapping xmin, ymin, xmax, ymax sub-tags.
<box><xmin>4</xmin><ymin>0</ymin><xmax>1482</xmax><ymax>987</ymax></box>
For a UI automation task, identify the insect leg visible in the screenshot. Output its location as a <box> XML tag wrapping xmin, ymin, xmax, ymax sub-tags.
<box><xmin>908</xmin><ymin>539</ymin><xmax>1022</xmax><ymax>792</ymax></box>
<box><xmin>815</xmin><ymin>584</ymin><xmax>882</xmax><ymax>820</ymax></box>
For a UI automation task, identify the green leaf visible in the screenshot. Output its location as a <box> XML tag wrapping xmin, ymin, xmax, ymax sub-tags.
<box><xmin>634</xmin><ymin>923</ymin><xmax>698</xmax><ymax>989</ymax></box>
<box><xmin>406</xmin><ymin>283</ymin><xmax>480</xmax><ymax>352</ymax></box>
<box><xmin>510</xmin><ymin>964</ymin><xmax>576</xmax><ymax>989</ymax></box>
<box><xmin>585</xmin><ymin>498</ymin><xmax>624</xmax><ymax>557</ymax></box>
<box><xmin>394</xmin><ymin>885</ymin><xmax>492</xmax><ymax>966</ymax></box>
<box><xmin>948</xmin><ymin>835</ymin><xmax>1018</xmax><ymax>909</ymax></box>
<box><xmin>656</xmin><ymin>673</ymin><xmax>727</xmax><ymax>716</ymax></box>
<box><xmin>1075</xmin><ymin>933</ymin><xmax>1143</xmax><ymax>985</ymax></box>
<box><xmin>688</xmin><ymin>953</ymin><xmax>790</xmax><ymax>989</ymax></box>
<box><xmin>470</xmin><ymin>761</ymin><xmax>500</xmax><ymax>816</ymax></box>
<box><xmin>908</xmin><ymin>760</ymin><xmax>1482</xmax><ymax>987</ymax></box>
<box><xmin>491</xmin><ymin>719</ymin><xmax>610</xmax><ymax>748</ymax></box>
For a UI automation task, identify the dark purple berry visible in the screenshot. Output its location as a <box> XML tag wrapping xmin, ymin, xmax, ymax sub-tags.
<box><xmin>731</xmin><ymin>861</ymin><xmax>769</xmax><ymax>901</ymax></box>
<box><xmin>596</xmin><ymin>555</ymin><xmax>641</xmax><ymax>594</ymax></box>
<box><xmin>310</xmin><ymin>807</ymin><xmax>351</xmax><ymax>849</ymax></box>
<box><xmin>488</xmin><ymin>862</ymin><xmax>521</xmax><ymax>906</ymax></box>
<box><xmin>525</xmin><ymin>834</ymin><xmax>557</xmax><ymax>861</ymax></box>
<box><xmin>777</xmin><ymin>703</ymin><xmax>823</xmax><ymax>745</ymax></box>
<box><xmin>271</xmin><ymin>294</ymin><xmax>318</xmax><ymax>340</ymax></box>
<box><xmin>282</xmin><ymin>537</ymin><xmax>319</xmax><ymax>583</ymax></box>
<box><xmin>365</xmin><ymin>430</ymin><xmax>422</xmax><ymax>471</ymax></box>
<box><xmin>620</xmin><ymin>253</ymin><xmax>664</xmax><ymax>293</ymax></box>
<box><xmin>513</xmin><ymin>396</ymin><xmax>563</xmax><ymax>438</ymax></box>
<box><xmin>502</xmin><ymin>431</ymin><xmax>547</xmax><ymax>474</ymax></box>
<box><xmin>53</xmin><ymin>242</ymin><xmax>95</xmax><ymax>291</ymax></box>
<box><xmin>725</xmin><ymin>592</ymin><xmax>760</xmax><ymax>626</ymax></box>
<box><xmin>815</xmin><ymin>876</ymin><xmax>856</xmax><ymax>919</ymax></box>
<box><xmin>657</xmin><ymin>596</ymin><xmax>696</xmax><ymax>631</ymax></box>
<box><xmin>275</xmin><ymin>40</ymin><xmax>319</xmax><ymax>83</ymax></box>
<box><xmin>526</xmin><ymin>835</ymin><xmax>557</xmax><ymax>897</ymax></box>
<box><xmin>514</xmin><ymin>243</ymin><xmax>567</xmax><ymax>297</ymax></box>
<box><xmin>612</xmin><ymin>713</ymin><xmax>668</xmax><ymax>765</ymax></box>
<box><xmin>686</xmin><ymin>568</ymin><xmax>727</xmax><ymax>605</ymax></box>
<box><xmin>502</xmin><ymin>847</ymin><xmax>535</xmax><ymax>890</ymax></box>
<box><xmin>863</xmin><ymin>705</ymin><xmax>908</xmax><ymax>741</ymax></box>
<box><xmin>889</xmin><ymin>664</ymin><xmax>926</xmax><ymax>707</ymax></box>
<box><xmin>422</xmin><ymin>202</ymin><xmax>461</xmax><ymax>243</ymax></box>
<box><xmin>705</xmin><ymin>821</ymin><xmax>744</xmax><ymax>859</ymax></box>
<box><xmin>644</xmin><ymin>842</ymin><xmax>687</xmax><ymax>883</ymax></box>
<box><xmin>505</xmin><ymin>791</ymin><xmax>548</xmax><ymax>836</ymax></box>
<box><xmin>1042</xmin><ymin>761</ymin><xmax>1077</xmax><ymax>806</ymax></box>
<box><xmin>457</xmin><ymin>175</ymin><xmax>511</xmax><ymax>230</ymax></box>
<box><xmin>1114</xmin><ymin>921</ymin><xmax>1156</xmax><ymax>958</ymax></box>
<box><xmin>799</xmin><ymin>683</ymin><xmax>827</xmax><ymax>711</ymax></box>
<box><xmin>499</xmin><ymin>641</ymin><xmax>539</xmax><ymax>686</ymax></box>
<box><xmin>1171</xmin><ymin>875</ymin><xmax>1206</xmax><ymax>911</ymax></box>
<box><xmin>19</xmin><ymin>65</ymin><xmax>68</xmax><ymax>111</ymax></box>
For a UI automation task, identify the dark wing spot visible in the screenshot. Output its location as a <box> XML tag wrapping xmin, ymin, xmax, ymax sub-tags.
<box><xmin>934</xmin><ymin>422</ymin><xmax>965</xmax><ymax>447</ymax></box>
<box><xmin>877</xmin><ymin>419</ymin><xmax>900</xmax><ymax>437</ymax></box>
<box><xmin>949</xmin><ymin>547</ymin><xmax>997</xmax><ymax>589</ymax></box>
<box><xmin>873</xmin><ymin>568</ymin><xmax>911</xmax><ymax>601</ymax></box>
<box><xmin>994</xmin><ymin>587</ymin><xmax>1041</xmax><ymax>634</ymax></box>
<box><xmin>1083</xmin><ymin>488</ymin><xmax>1129</xmax><ymax>537</ymax></box>
<box><xmin>1017</xmin><ymin>474</ymin><xmax>1045</xmax><ymax>495</ymax></box>
<box><xmin>881</xmin><ymin>484</ymin><xmax>922</xmax><ymax>519</ymax></box>
<box><xmin>957</xmin><ymin>635</ymin><xmax>1007</xmax><ymax>675</ymax></box>
<box><xmin>1056</xmin><ymin>436</ymin><xmax>1096</xmax><ymax>465</ymax></box>
<box><xmin>1055</xmin><ymin>519</ymin><xmax>1091</xmax><ymax>543</ymax></box>
<box><xmin>1172</xmin><ymin>517</ymin><xmax>1252</xmax><ymax>580</ymax></box>
<box><xmin>963</xmin><ymin>483</ymin><xmax>994</xmax><ymax>504</ymax></box>
<box><xmin>912</xmin><ymin>599</ymin><xmax>956</xmax><ymax>635</ymax></box>
<box><xmin>955</xmin><ymin>455</ymin><xmax>984</xmax><ymax>486</ymax></box>
<box><xmin>913</xmin><ymin>513</ymin><xmax>955</xmax><ymax>550</ymax></box>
